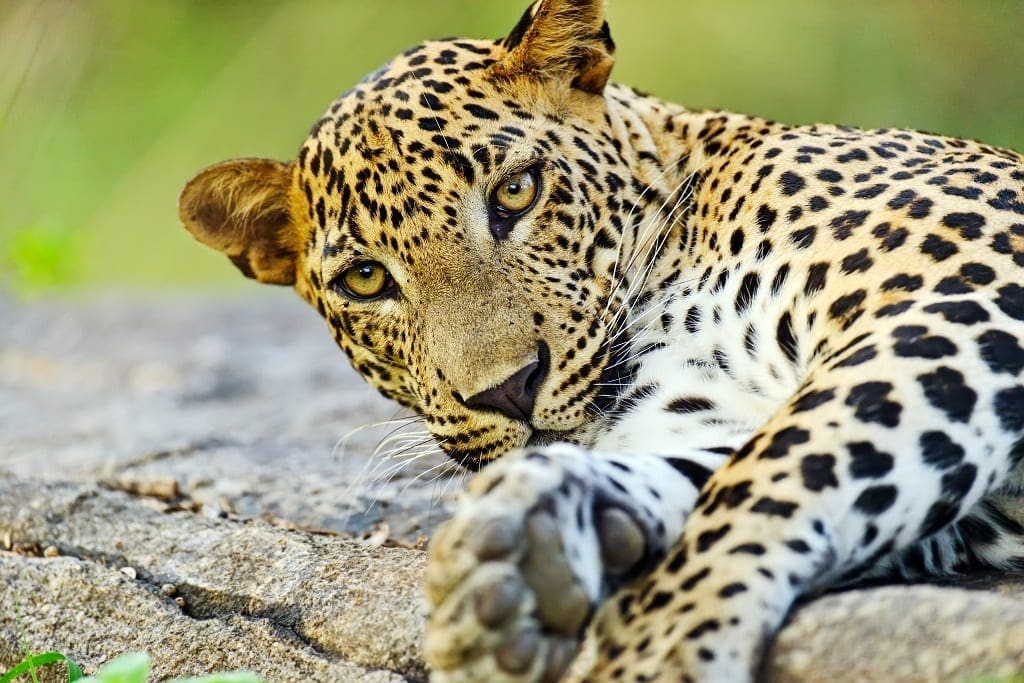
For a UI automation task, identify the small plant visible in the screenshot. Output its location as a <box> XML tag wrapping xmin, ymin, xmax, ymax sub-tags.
<box><xmin>1</xmin><ymin>652</ymin><xmax>262</xmax><ymax>683</ymax></box>
<box><xmin>5</xmin><ymin>602</ymin><xmax>261</xmax><ymax>683</ymax></box>
<box><xmin>0</xmin><ymin>651</ymin><xmax>83</xmax><ymax>683</ymax></box>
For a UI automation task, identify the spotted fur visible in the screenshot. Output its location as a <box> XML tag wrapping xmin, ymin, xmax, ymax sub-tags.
<box><xmin>179</xmin><ymin>1</ymin><xmax>1024</xmax><ymax>680</ymax></box>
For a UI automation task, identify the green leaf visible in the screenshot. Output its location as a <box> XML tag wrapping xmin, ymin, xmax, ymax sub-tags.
<box><xmin>171</xmin><ymin>673</ymin><xmax>263</xmax><ymax>683</ymax></box>
<box><xmin>5</xmin><ymin>224</ymin><xmax>83</xmax><ymax>292</ymax></box>
<box><xmin>1</xmin><ymin>652</ymin><xmax>80</xmax><ymax>683</ymax></box>
<box><xmin>78</xmin><ymin>653</ymin><xmax>150</xmax><ymax>683</ymax></box>
<box><xmin>66</xmin><ymin>658</ymin><xmax>85</xmax><ymax>682</ymax></box>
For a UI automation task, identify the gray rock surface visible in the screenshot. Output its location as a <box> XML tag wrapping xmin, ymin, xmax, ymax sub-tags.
<box><xmin>0</xmin><ymin>479</ymin><xmax>424</xmax><ymax>681</ymax></box>
<box><xmin>1</xmin><ymin>557</ymin><xmax>406</xmax><ymax>683</ymax></box>
<box><xmin>2</xmin><ymin>294</ymin><xmax>1023</xmax><ymax>681</ymax></box>
<box><xmin>765</xmin><ymin>580</ymin><xmax>1024</xmax><ymax>682</ymax></box>
<box><xmin>0</xmin><ymin>292</ymin><xmax>460</xmax><ymax>543</ymax></box>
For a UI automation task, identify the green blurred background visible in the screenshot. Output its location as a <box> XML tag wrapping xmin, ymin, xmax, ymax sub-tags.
<box><xmin>1</xmin><ymin>0</ymin><xmax>1022</xmax><ymax>294</ymax></box>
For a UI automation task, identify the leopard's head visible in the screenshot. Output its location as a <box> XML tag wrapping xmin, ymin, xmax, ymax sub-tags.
<box><xmin>179</xmin><ymin>0</ymin><xmax>666</xmax><ymax>469</ymax></box>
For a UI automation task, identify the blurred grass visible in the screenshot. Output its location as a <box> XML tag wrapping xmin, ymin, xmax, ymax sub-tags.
<box><xmin>0</xmin><ymin>0</ymin><xmax>1021</xmax><ymax>293</ymax></box>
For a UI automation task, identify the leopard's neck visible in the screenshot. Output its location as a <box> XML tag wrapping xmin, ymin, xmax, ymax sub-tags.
<box><xmin>602</xmin><ymin>84</ymin><xmax>784</xmax><ymax>307</ymax></box>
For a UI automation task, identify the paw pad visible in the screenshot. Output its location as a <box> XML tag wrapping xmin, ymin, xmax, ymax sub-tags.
<box><xmin>472</xmin><ymin>517</ymin><xmax>521</xmax><ymax>561</ymax></box>
<box><xmin>475</xmin><ymin>573</ymin><xmax>526</xmax><ymax>628</ymax></box>
<box><xmin>495</xmin><ymin>624</ymin><xmax>540</xmax><ymax>673</ymax></box>
<box><xmin>521</xmin><ymin>510</ymin><xmax>590</xmax><ymax>635</ymax></box>
<box><xmin>597</xmin><ymin>505</ymin><xmax>646</xmax><ymax>573</ymax></box>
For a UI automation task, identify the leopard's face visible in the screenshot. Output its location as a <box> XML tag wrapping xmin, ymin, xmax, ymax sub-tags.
<box><xmin>178</xmin><ymin>0</ymin><xmax>647</xmax><ymax>469</ymax></box>
<box><xmin>291</xmin><ymin>40</ymin><xmax>636</xmax><ymax>468</ymax></box>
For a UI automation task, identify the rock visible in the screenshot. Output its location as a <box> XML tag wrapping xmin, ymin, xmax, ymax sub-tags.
<box><xmin>0</xmin><ymin>556</ymin><xmax>406</xmax><ymax>683</ymax></box>
<box><xmin>2</xmin><ymin>295</ymin><xmax>1023</xmax><ymax>681</ymax></box>
<box><xmin>0</xmin><ymin>480</ymin><xmax>426</xmax><ymax>681</ymax></box>
<box><xmin>765</xmin><ymin>579</ymin><xmax>1024</xmax><ymax>682</ymax></box>
<box><xmin>0</xmin><ymin>293</ymin><xmax>459</xmax><ymax>545</ymax></box>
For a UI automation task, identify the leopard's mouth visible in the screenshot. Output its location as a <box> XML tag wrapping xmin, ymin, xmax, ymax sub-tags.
<box><xmin>442</xmin><ymin>320</ymin><xmax>635</xmax><ymax>463</ymax></box>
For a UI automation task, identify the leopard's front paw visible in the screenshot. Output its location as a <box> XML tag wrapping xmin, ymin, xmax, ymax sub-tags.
<box><xmin>423</xmin><ymin>447</ymin><xmax>651</xmax><ymax>682</ymax></box>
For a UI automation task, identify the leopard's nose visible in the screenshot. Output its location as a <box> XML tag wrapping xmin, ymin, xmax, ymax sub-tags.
<box><xmin>464</xmin><ymin>342</ymin><xmax>549</xmax><ymax>422</ymax></box>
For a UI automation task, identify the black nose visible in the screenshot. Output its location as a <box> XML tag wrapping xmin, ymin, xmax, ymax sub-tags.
<box><xmin>464</xmin><ymin>342</ymin><xmax>549</xmax><ymax>422</ymax></box>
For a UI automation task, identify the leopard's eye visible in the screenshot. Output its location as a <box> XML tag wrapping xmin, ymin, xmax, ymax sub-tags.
<box><xmin>338</xmin><ymin>262</ymin><xmax>393</xmax><ymax>300</ymax></box>
<box><xmin>493</xmin><ymin>167</ymin><xmax>539</xmax><ymax>215</ymax></box>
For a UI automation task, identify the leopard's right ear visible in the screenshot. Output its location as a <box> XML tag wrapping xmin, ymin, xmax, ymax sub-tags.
<box><xmin>178</xmin><ymin>158</ymin><xmax>301</xmax><ymax>285</ymax></box>
<box><xmin>494</xmin><ymin>0</ymin><xmax>614</xmax><ymax>95</ymax></box>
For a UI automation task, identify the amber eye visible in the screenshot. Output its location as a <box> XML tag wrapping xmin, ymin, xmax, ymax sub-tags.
<box><xmin>339</xmin><ymin>262</ymin><xmax>393</xmax><ymax>300</ymax></box>
<box><xmin>493</xmin><ymin>167</ymin><xmax>539</xmax><ymax>215</ymax></box>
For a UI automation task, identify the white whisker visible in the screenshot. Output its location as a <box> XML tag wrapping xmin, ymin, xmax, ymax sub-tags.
<box><xmin>601</xmin><ymin>154</ymin><xmax>692</xmax><ymax>319</ymax></box>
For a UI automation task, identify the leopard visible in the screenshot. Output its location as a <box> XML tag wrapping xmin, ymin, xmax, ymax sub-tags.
<box><xmin>177</xmin><ymin>0</ymin><xmax>1024</xmax><ymax>680</ymax></box>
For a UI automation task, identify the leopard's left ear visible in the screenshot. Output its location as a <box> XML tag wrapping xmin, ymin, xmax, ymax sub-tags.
<box><xmin>178</xmin><ymin>158</ymin><xmax>301</xmax><ymax>286</ymax></box>
<box><xmin>494</xmin><ymin>0</ymin><xmax>615</xmax><ymax>95</ymax></box>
